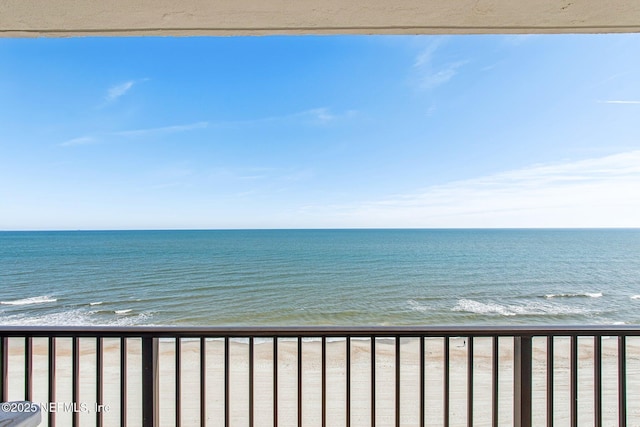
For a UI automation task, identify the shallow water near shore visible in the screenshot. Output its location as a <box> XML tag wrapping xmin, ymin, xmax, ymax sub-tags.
<box><xmin>1</xmin><ymin>229</ymin><xmax>639</xmax><ymax>326</ymax></box>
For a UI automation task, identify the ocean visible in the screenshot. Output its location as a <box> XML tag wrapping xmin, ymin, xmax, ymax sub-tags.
<box><xmin>1</xmin><ymin>229</ymin><xmax>639</xmax><ymax>326</ymax></box>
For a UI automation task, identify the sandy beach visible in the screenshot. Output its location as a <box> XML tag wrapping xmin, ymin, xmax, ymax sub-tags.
<box><xmin>4</xmin><ymin>336</ymin><xmax>640</xmax><ymax>426</ymax></box>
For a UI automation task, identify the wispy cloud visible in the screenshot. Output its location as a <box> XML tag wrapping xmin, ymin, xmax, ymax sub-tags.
<box><xmin>114</xmin><ymin>122</ymin><xmax>209</xmax><ymax>137</ymax></box>
<box><xmin>294</xmin><ymin>108</ymin><xmax>358</xmax><ymax>125</ymax></box>
<box><xmin>59</xmin><ymin>136</ymin><xmax>97</xmax><ymax>147</ymax></box>
<box><xmin>103</xmin><ymin>78</ymin><xmax>149</xmax><ymax>105</ymax></box>
<box><xmin>413</xmin><ymin>38</ymin><xmax>446</xmax><ymax>68</ymax></box>
<box><xmin>413</xmin><ymin>38</ymin><xmax>467</xmax><ymax>90</ymax></box>
<box><xmin>211</xmin><ymin>107</ymin><xmax>356</xmax><ymax>127</ymax></box>
<box><xmin>416</xmin><ymin>62</ymin><xmax>466</xmax><ymax>90</ymax></box>
<box><xmin>59</xmin><ymin>122</ymin><xmax>208</xmax><ymax>147</ymax></box>
<box><xmin>59</xmin><ymin>107</ymin><xmax>350</xmax><ymax>148</ymax></box>
<box><xmin>302</xmin><ymin>151</ymin><xmax>640</xmax><ymax>228</ymax></box>
<box><xmin>59</xmin><ymin>107</ymin><xmax>341</xmax><ymax>147</ymax></box>
<box><xmin>106</xmin><ymin>81</ymin><xmax>135</xmax><ymax>103</ymax></box>
<box><xmin>301</xmin><ymin>108</ymin><xmax>336</xmax><ymax>124</ymax></box>
<box><xmin>600</xmin><ymin>100</ymin><xmax>640</xmax><ymax>104</ymax></box>
<box><xmin>425</xmin><ymin>104</ymin><xmax>437</xmax><ymax>117</ymax></box>
<box><xmin>207</xmin><ymin>166</ymin><xmax>312</xmax><ymax>185</ymax></box>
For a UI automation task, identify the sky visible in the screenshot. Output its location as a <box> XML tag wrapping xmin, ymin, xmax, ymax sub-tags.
<box><xmin>1</xmin><ymin>34</ymin><xmax>639</xmax><ymax>230</ymax></box>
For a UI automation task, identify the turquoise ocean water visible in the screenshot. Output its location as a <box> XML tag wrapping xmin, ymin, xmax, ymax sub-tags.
<box><xmin>1</xmin><ymin>229</ymin><xmax>639</xmax><ymax>326</ymax></box>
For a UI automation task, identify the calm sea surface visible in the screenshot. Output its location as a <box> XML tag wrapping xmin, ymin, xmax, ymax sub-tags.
<box><xmin>1</xmin><ymin>229</ymin><xmax>639</xmax><ymax>326</ymax></box>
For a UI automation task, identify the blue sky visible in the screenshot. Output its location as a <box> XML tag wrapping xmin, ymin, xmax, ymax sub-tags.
<box><xmin>1</xmin><ymin>34</ymin><xmax>639</xmax><ymax>229</ymax></box>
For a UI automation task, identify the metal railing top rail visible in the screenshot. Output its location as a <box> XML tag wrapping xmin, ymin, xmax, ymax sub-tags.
<box><xmin>2</xmin><ymin>324</ymin><xmax>638</xmax><ymax>427</ymax></box>
<box><xmin>1</xmin><ymin>324</ymin><xmax>639</xmax><ymax>337</ymax></box>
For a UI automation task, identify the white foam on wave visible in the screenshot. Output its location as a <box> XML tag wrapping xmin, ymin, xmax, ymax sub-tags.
<box><xmin>0</xmin><ymin>309</ymin><xmax>152</xmax><ymax>326</ymax></box>
<box><xmin>0</xmin><ymin>296</ymin><xmax>57</xmax><ymax>306</ymax></box>
<box><xmin>453</xmin><ymin>298</ymin><xmax>589</xmax><ymax>317</ymax></box>
<box><xmin>544</xmin><ymin>292</ymin><xmax>603</xmax><ymax>299</ymax></box>
<box><xmin>115</xmin><ymin>309</ymin><xmax>132</xmax><ymax>315</ymax></box>
<box><xmin>453</xmin><ymin>299</ymin><xmax>516</xmax><ymax>316</ymax></box>
<box><xmin>407</xmin><ymin>299</ymin><xmax>429</xmax><ymax>313</ymax></box>
<box><xmin>631</xmin><ymin>295</ymin><xmax>640</xmax><ymax>300</ymax></box>
<box><xmin>89</xmin><ymin>301</ymin><xmax>103</xmax><ymax>306</ymax></box>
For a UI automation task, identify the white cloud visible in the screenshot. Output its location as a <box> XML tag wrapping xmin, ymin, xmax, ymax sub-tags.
<box><xmin>106</xmin><ymin>81</ymin><xmax>135</xmax><ymax>102</ymax></box>
<box><xmin>413</xmin><ymin>38</ymin><xmax>467</xmax><ymax>90</ymax></box>
<box><xmin>302</xmin><ymin>151</ymin><xmax>640</xmax><ymax>228</ymax></box>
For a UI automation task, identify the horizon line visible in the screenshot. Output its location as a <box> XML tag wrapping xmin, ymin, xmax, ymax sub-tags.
<box><xmin>2</xmin><ymin>227</ymin><xmax>639</xmax><ymax>233</ymax></box>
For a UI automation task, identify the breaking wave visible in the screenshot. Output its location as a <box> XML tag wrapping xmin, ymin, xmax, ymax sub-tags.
<box><xmin>544</xmin><ymin>292</ymin><xmax>603</xmax><ymax>299</ymax></box>
<box><xmin>407</xmin><ymin>299</ymin><xmax>429</xmax><ymax>313</ymax></box>
<box><xmin>0</xmin><ymin>308</ymin><xmax>152</xmax><ymax>326</ymax></box>
<box><xmin>1</xmin><ymin>296</ymin><xmax>57</xmax><ymax>306</ymax></box>
<box><xmin>453</xmin><ymin>299</ymin><xmax>589</xmax><ymax>317</ymax></box>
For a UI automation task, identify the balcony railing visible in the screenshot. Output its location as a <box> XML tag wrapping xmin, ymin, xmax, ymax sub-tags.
<box><xmin>1</xmin><ymin>326</ymin><xmax>639</xmax><ymax>427</ymax></box>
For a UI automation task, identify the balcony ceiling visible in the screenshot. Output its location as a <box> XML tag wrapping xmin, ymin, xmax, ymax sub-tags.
<box><xmin>1</xmin><ymin>0</ymin><xmax>639</xmax><ymax>37</ymax></box>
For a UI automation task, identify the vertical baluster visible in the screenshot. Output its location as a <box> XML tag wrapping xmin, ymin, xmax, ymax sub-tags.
<box><xmin>420</xmin><ymin>337</ymin><xmax>425</xmax><ymax>427</ymax></box>
<box><xmin>346</xmin><ymin>336</ymin><xmax>351</xmax><ymax>427</ymax></box>
<box><xmin>249</xmin><ymin>337</ymin><xmax>254</xmax><ymax>427</ymax></box>
<box><xmin>444</xmin><ymin>337</ymin><xmax>450</xmax><ymax>427</ymax></box>
<box><xmin>72</xmin><ymin>337</ymin><xmax>79</xmax><ymax>427</ymax></box>
<box><xmin>371</xmin><ymin>336</ymin><xmax>376</xmax><ymax>427</ymax></box>
<box><xmin>225</xmin><ymin>337</ymin><xmax>230</xmax><ymax>427</ymax></box>
<box><xmin>176</xmin><ymin>338</ymin><xmax>181</xmax><ymax>427</ymax></box>
<box><xmin>395</xmin><ymin>337</ymin><xmax>400</xmax><ymax>427</ymax></box>
<box><xmin>322</xmin><ymin>337</ymin><xmax>326</xmax><ymax>427</ymax></box>
<box><xmin>49</xmin><ymin>336</ymin><xmax>56</xmax><ymax>427</ymax></box>
<box><xmin>273</xmin><ymin>338</ymin><xmax>278</xmax><ymax>427</ymax></box>
<box><xmin>571</xmin><ymin>336</ymin><xmax>577</xmax><ymax>427</ymax></box>
<box><xmin>200</xmin><ymin>337</ymin><xmax>206</xmax><ymax>427</ymax></box>
<box><xmin>25</xmin><ymin>337</ymin><xmax>33</xmax><ymax>401</ymax></box>
<box><xmin>120</xmin><ymin>337</ymin><xmax>127</xmax><ymax>427</ymax></box>
<box><xmin>492</xmin><ymin>336</ymin><xmax>499</xmax><ymax>427</ymax></box>
<box><xmin>467</xmin><ymin>337</ymin><xmax>473</xmax><ymax>427</ymax></box>
<box><xmin>296</xmin><ymin>337</ymin><xmax>302</xmax><ymax>427</ymax></box>
<box><xmin>0</xmin><ymin>337</ymin><xmax>6</xmax><ymax>402</ymax></box>
<box><xmin>594</xmin><ymin>336</ymin><xmax>601</xmax><ymax>427</ymax></box>
<box><xmin>618</xmin><ymin>335</ymin><xmax>626</xmax><ymax>427</ymax></box>
<box><xmin>547</xmin><ymin>336</ymin><xmax>554</xmax><ymax>427</ymax></box>
<box><xmin>97</xmin><ymin>337</ymin><xmax>103</xmax><ymax>427</ymax></box>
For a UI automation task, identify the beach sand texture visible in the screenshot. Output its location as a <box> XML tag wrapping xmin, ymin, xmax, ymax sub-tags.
<box><xmin>3</xmin><ymin>336</ymin><xmax>640</xmax><ymax>426</ymax></box>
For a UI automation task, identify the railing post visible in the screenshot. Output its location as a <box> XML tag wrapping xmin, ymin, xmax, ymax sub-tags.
<box><xmin>514</xmin><ymin>336</ymin><xmax>532</xmax><ymax>427</ymax></box>
<box><xmin>1</xmin><ymin>337</ymin><xmax>7</xmax><ymax>402</ymax></box>
<box><xmin>142</xmin><ymin>336</ymin><xmax>159</xmax><ymax>427</ymax></box>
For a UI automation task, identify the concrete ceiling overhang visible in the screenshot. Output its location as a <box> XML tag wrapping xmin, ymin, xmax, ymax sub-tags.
<box><xmin>1</xmin><ymin>0</ymin><xmax>640</xmax><ymax>37</ymax></box>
